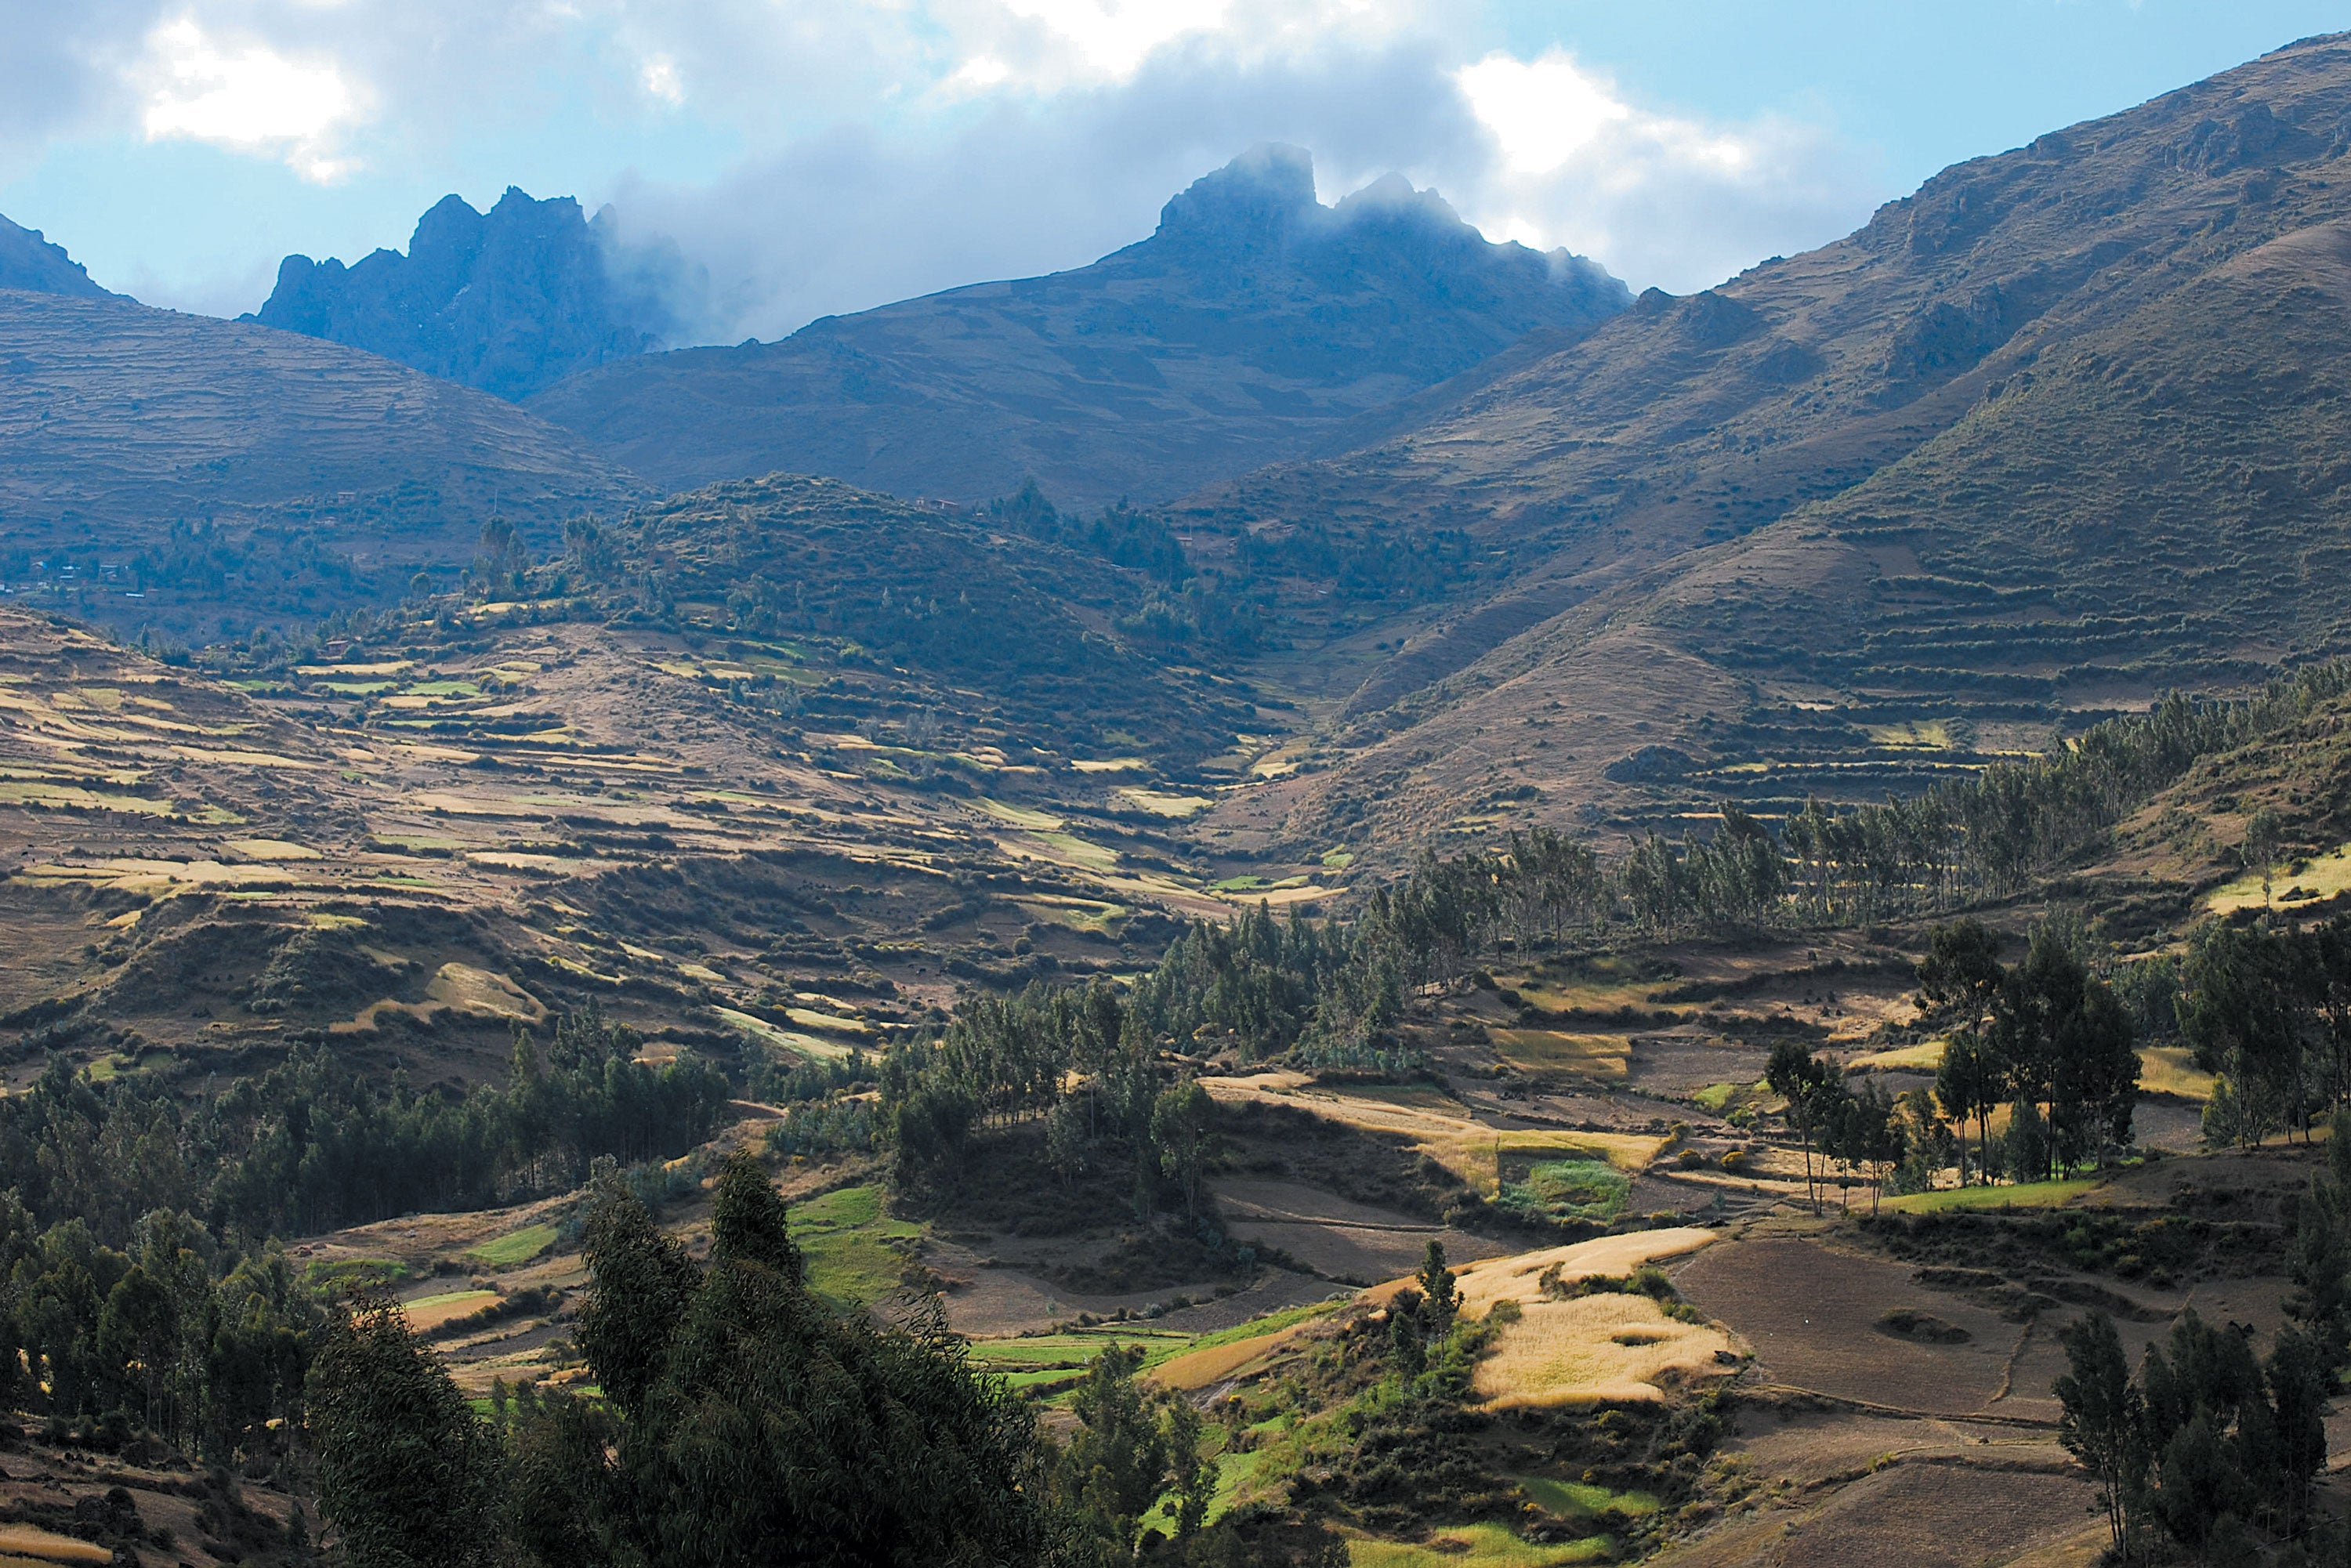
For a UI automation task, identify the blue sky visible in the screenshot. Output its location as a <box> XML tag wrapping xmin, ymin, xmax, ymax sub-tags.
<box><xmin>2</xmin><ymin>1</ymin><xmax>2342</xmax><ymax>340</ymax></box>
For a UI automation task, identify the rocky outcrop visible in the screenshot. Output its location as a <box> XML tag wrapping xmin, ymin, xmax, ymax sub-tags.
<box><xmin>249</xmin><ymin>188</ymin><xmax>665</xmax><ymax>400</ymax></box>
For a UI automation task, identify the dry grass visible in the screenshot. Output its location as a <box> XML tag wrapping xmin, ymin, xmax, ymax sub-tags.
<box><xmin>1207</xmin><ymin>1077</ymin><xmax>1667</xmax><ymax>1191</ymax></box>
<box><xmin>2140</xmin><ymin>1045</ymin><xmax>2215</xmax><ymax>1101</ymax></box>
<box><xmin>1427</xmin><ymin>1229</ymin><xmax>1719</xmax><ymax>1316</ymax></box>
<box><xmin>1473</xmin><ymin>1294</ymin><xmax>1734</xmax><ymax>1409</ymax></box>
<box><xmin>2207</xmin><ymin>842</ymin><xmax>2351</xmax><ymax>914</ymax></box>
<box><xmin>1349</xmin><ymin>1523</ymin><xmax>1615</xmax><ymax>1567</ymax></box>
<box><xmin>1153</xmin><ymin>1320</ymin><xmax>1320</xmax><ymax>1390</ymax></box>
<box><xmin>400</xmin><ymin>1289</ymin><xmax>500</xmax><ymax>1332</ymax></box>
<box><xmin>340</xmin><ymin>962</ymin><xmax>547</xmax><ymax>1034</ymax></box>
<box><xmin>1849</xmin><ymin>1040</ymin><xmax>1944</xmax><ymax>1072</ymax></box>
<box><xmin>1488</xmin><ymin>1030</ymin><xmax>1630</xmax><ymax>1080</ymax></box>
<box><xmin>1367</xmin><ymin>1230</ymin><xmax>1733</xmax><ymax>1409</ymax></box>
<box><xmin>0</xmin><ymin>1530</ymin><xmax>110</xmax><ymax>1565</ymax></box>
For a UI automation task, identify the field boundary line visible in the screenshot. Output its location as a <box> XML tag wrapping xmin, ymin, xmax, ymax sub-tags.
<box><xmin>1744</xmin><ymin>1384</ymin><xmax>2060</xmax><ymax>1429</ymax></box>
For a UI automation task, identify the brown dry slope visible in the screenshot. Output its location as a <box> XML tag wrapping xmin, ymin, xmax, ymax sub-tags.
<box><xmin>0</xmin><ymin>599</ymin><xmax>1247</xmax><ymax>1093</ymax></box>
<box><xmin>0</xmin><ymin>287</ymin><xmax>646</xmax><ymax>634</ymax></box>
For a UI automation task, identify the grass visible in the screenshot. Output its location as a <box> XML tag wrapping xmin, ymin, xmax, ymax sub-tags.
<box><xmin>974</xmin><ymin>798</ymin><xmax>1063</xmax><ymax>831</ymax></box>
<box><xmin>1849</xmin><ymin>1040</ymin><xmax>1945</xmax><ymax>1072</ymax></box>
<box><xmin>966</xmin><ymin>1331</ymin><xmax>1194</xmax><ymax>1371</ymax></box>
<box><xmin>1473</xmin><ymin>1292</ymin><xmax>1734</xmax><ymax>1410</ymax></box>
<box><xmin>1152</xmin><ymin>1308</ymin><xmax>1334</xmax><ymax>1391</ymax></box>
<box><xmin>304</xmin><ymin>1257</ymin><xmax>410</xmax><ymax>1292</ymax></box>
<box><xmin>1035</xmin><ymin>831</ymin><xmax>1119</xmax><ymax>871</ymax></box>
<box><xmin>469</xmin><ymin>1222</ymin><xmax>560</xmax><ymax>1268</ymax></box>
<box><xmin>1498</xmin><ymin>1160</ymin><xmax>1631</xmax><ymax>1226</ymax></box>
<box><xmin>1880</xmin><ymin>1175</ymin><xmax>2105</xmax><ymax>1214</ymax></box>
<box><xmin>1693</xmin><ymin>1081</ymin><xmax>1751</xmax><ymax>1113</ymax></box>
<box><xmin>1418</xmin><ymin>1128</ymin><xmax>1666</xmax><ymax>1196</ymax></box>
<box><xmin>2141</xmin><ymin>1045</ymin><xmax>2217</xmax><ymax>1102</ymax></box>
<box><xmin>790</xmin><ymin>1185</ymin><xmax>924</xmax><ymax>1303</ymax></box>
<box><xmin>1518</xmin><ymin>1477</ymin><xmax>1661</xmax><ymax>1519</ymax></box>
<box><xmin>85</xmin><ymin>1050</ymin><xmax>171</xmax><ymax>1084</ymax></box>
<box><xmin>1488</xmin><ymin>1030</ymin><xmax>1629</xmax><ymax>1080</ymax></box>
<box><xmin>1205</xmin><ymin>1446</ymin><xmax>1268</xmax><ymax>1525</ymax></box>
<box><xmin>2207</xmin><ymin>842</ymin><xmax>2351</xmax><ymax>914</ymax></box>
<box><xmin>1865</xmin><ymin>719</ymin><xmax>1955</xmax><ymax>750</ymax></box>
<box><xmin>718</xmin><ymin>1006</ymin><xmax>854</xmax><ymax>1061</ymax></box>
<box><xmin>1183</xmin><ymin>1300</ymin><xmax>1341</xmax><ymax>1357</ymax></box>
<box><xmin>401</xmin><ymin>1289</ymin><xmax>500</xmax><ymax>1331</ymax></box>
<box><xmin>0</xmin><ymin>1526</ymin><xmax>113</xmax><ymax>1565</ymax></box>
<box><xmin>1116</xmin><ymin>788</ymin><xmax>1212</xmax><ymax>817</ymax></box>
<box><xmin>1348</xmin><ymin>1522</ymin><xmax>1617</xmax><ymax>1567</ymax></box>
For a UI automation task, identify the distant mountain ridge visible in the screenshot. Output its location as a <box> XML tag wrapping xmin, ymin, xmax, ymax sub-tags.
<box><xmin>525</xmin><ymin>144</ymin><xmax>1629</xmax><ymax>507</ymax></box>
<box><xmin>0</xmin><ymin>214</ymin><xmax>118</xmax><ymax>299</ymax></box>
<box><xmin>250</xmin><ymin>188</ymin><xmax>673</xmax><ymax>400</ymax></box>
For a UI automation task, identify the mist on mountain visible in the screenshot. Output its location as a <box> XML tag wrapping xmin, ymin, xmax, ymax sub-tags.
<box><xmin>527</xmin><ymin>144</ymin><xmax>1630</xmax><ymax>507</ymax></box>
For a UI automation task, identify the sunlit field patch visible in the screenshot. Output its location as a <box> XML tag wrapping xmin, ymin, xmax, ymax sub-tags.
<box><xmin>1347</xmin><ymin>1521</ymin><xmax>1616</xmax><ymax>1567</ymax></box>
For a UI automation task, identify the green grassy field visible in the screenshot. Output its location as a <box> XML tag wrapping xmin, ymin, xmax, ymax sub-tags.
<box><xmin>1348</xmin><ymin>1522</ymin><xmax>1616</xmax><ymax>1568</ymax></box>
<box><xmin>1881</xmin><ymin>1175</ymin><xmax>2103</xmax><ymax>1214</ymax></box>
<box><xmin>789</xmin><ymin>1185</ymin><xmax>925</xmax><ymax>1302</ymax></box>
<box><xmin>1500</xmin><ymin>1160</ymin><xmax>1631</xmax><ymax>1226</ymax></box>
<box><xmin>1518</xmin><ymin>1477</ymin><xmax>1659</xmax><ymax>1519</ymax></box>
<box><xmin>1182</xmin><ymin>1301</ymin><xmax>1339</xmax><ymax>1359</ymax></box>
<box><xmin>469</xmin><ymin>1222</ymin><xmax>559</xmax><ymax>1268</ymax></box>
<box><xmin>302</xmin><ymin>1257</ymin><xmax>410</xmax><ymax>1292</ymax></box>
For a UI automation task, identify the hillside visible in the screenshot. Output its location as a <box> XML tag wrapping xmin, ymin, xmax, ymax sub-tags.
<box><xmin>527</xmin><ymin>145</ymin><xmax>1628</xmax><ymax>508</ymax></box>
<box><xmin>0</xmin><ymin>212</ymin><xmax>117</xmax><ymax>298</ymax></box>
<box><xmin>0</xmin><ymin>288</ymin><xmax>647</xmax><ymax>637</ymax></box>
<box><xmin>1191</xmin><ymin>31</ymin><xmax>2351</xmax><ymax>860</ymax></box>
<box><xmin>251</xmin><ymin>187</ymin><xmax>668</xmax><ymax>399</ymax></box>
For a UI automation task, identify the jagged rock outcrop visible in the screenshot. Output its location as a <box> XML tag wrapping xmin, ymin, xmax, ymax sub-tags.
<box><xmin>250</xmin><ymin>188</ymin><xmax>666</xmax><ymax>400</ymax></box>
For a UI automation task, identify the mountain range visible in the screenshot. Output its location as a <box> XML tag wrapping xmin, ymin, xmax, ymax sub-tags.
<box><xmin>1186</xmin><ymin>31</ymin><xmax>2351</xmax><ymax>857</ymax></box>
<box><xmin>8</xmin><ymin>38</ymin><xmax>2351</xmax><ymax>863</ymax></box>
<box><xmin>524</xmin><ymin>144</ymin><xmax>1630</xmax><ymax>507</ymax></box>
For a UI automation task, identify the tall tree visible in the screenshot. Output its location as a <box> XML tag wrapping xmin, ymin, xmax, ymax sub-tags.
<box><xmin>1766</xmin><ymin>1043</ymin><xmax>1836</xmax><ymax>1211</ymax></box>
<box><xmin>1416</xmin><ymin>1240</ymin><xmax>1460</xmax><ymax>1343</ymax></box>
<box><xmin>2054</xmin><ymin>1313</ymin><xmax>2143</xmax><ymax>1555</ymax></box>
<box><xmin>308</xmin><ymin>1297</ymin><xmax>502</xmax><ymax>1568</ymax></box>
<box><xmin>1936</xmin><ymin>1032</ymin><xmax>2005</xmax><ymax>1185</ymax></box>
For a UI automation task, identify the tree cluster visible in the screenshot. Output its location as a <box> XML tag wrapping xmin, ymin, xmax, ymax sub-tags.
<box><xmin>310</xmin><ymin>1153</ymin><xmax>1276</xmax><ymax>1568</ymax></box>
<box><xmin>0</xmin><ymin>1007</ymin><xmax>729</xmax><ymax>1247</ymax></box>
<box><xmin>0</xmin><ymin>1205</ymin><xmax>315</xmax><ymax>1466</ymax></box>
<box><xmin>1925</xmin><ymin>920</ymin><xmax>2139</xmax><ymax>1183</ymax></box>
<box><xmin>2181</xmin><ymin>914</ymin><xmax>2351</xmax><ymax>1148</ymax></box>
<box><xmin>2055</xmin><ymin>1309</ymin><xmax>2327</xmax><ymax>1562</ymax></box>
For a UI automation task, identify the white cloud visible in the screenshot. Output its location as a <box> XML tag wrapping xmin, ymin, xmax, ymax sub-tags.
<box><xmin>0</xmin><ymin>2</ymin><xmax>1884</xmax><ymax>320</ymax></box>
<box><xmin>1455</xmin><ymin>49</ymin><xmax>1627</xmax><ymax>175</ymax></box>
<box><xmin>642</xmin><ymin>53</ymin><xmax>684</xmax><ymax>107</ymax></box>
<box><xmin>1002</xmin><ymin>0</ymin><xmax>1234</xmax><ymax>79</ymax></box>
<box><xmin>951</xmin><ymin>56</ymin><xmax>1012</xmax><ymax>90</ymax></box>
<box><xmin>1447</xmin><ymin>46</ymin><xmax>1873</xmax><ymax>292</ymax></box>
<box><xmin>138</xmin><ymin>16</ymin><xmax>364</xmax><ymax>181</ymax></box>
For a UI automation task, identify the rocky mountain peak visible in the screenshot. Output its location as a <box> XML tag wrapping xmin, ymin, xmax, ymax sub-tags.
<box><xmin>249</xmin><ymin>187</ymin><xmax>666</xmax><ymax>400</ymax></box>
<box><xmin>1152</xmin><ymin>143</ymin><xmax>1321</xmax><ymax>250</ymax></box>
